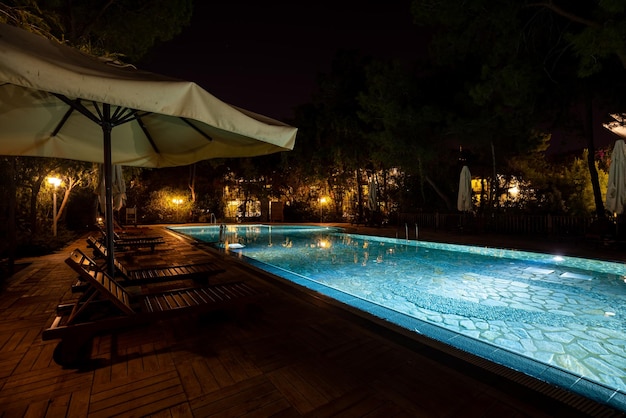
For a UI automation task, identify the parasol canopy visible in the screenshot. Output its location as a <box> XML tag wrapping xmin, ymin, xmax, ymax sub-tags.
<box><xmin>605</xmin><ymin>139</ymin><xmax>626</xmax><ymax>215</ymax></box>
<box><xmin>0</xmin><ymin>23</ymin><xmax>297</xmax><ymax>272</ymax></box>
<box><xmin>604</xmin><ymin>115</ymin><xmax>626</xmax><ymax>215</ymax></box>
<box><xmin>97</xmin><ymin>164</ymin><xmax>126</xmax><ymax>213</ymax></box>
<box><xmin>368</xmin><ymin>176</ymin><xmax>377</xmax><ymax>212</ymax></box>
<box><xmin>0</xmin><ymin>24</ymin><xmax>297</xmax><ymax>167</ymax></box>
<box><xmin>457</xmin><ymin>165</ymin><xmax>472</xmax><ymax>212</ymax></box>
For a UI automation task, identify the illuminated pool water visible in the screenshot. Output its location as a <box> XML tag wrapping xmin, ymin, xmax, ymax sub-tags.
<box><xmin>170</xmin><ymin>224</ymin><xmax>626</xmax><ymax>411</ymax></box>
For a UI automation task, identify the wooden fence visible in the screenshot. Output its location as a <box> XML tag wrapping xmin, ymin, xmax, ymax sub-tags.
<box><xmin>397</xmin><ymin>212</ymin><xmax>593</xmax><ymax>238</ymax></box>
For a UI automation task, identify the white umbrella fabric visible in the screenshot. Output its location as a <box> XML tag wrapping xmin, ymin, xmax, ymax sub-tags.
<box><xmin>368</xmin><ymin>176</ymin><xmax>377</xmax><ymax>212</ymax></box>
<box><xmin>605</xmin><ymin>139</ymin><xmax>626</xmax><ymax>215</ymax></box>
<box><xmin>604</xmin><ymin>115</ymin><xmax>626</xmax><ymax>215</ymax></box>
<box><xmin>97</xmin><ymin>164</ymin><xmax>126</xmax><ymax>212</ymax></box>
<box><xmin>0</xmin><ymin>23</ymin><xmax>298</xmax><ymax>272</ymax></box>
<box><xmin>457</xmin><ymin>165</ymin><xmax>472</xmax><ymax>212</ymax></box>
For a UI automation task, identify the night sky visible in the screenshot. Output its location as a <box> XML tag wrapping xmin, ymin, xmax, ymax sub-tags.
<box><xmin>139</xmin><ymin>1</ymin><xmax>618</xmax><ymax>151</ymax></box>
<box><xmin>141</xmin><ymin>1</ymin><xmax>426</xmax><ymax>122</ymax></box>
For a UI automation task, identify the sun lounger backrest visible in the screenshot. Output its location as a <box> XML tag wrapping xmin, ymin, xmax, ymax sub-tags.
<box><xmin>66</xmin><ymin>249</ymin><xmax>99</xmax><ymax>271</ymax></box>
<box><xmin>86</xmin><ymin>269</ymin><xmax>134</xmax><ymax>315</ymax></box>
<box><xmin>95</xmin><ymin>226</ymin><xmax>131</xmax><ymax>245</ymax></box>
<box><xmin>66</xmin><ymin>250</ymin><xmax>134</xmax><ymax>315</ymax></box>
<box><xmin>84</xmin><ymin>238</ymin><xmax>132</xmax><ymax>278</ymax></box>
<box><xmin>87</xmin><ymin>236</ymin><xmax>107</xmax><ymax>258</ymax></box>
<box><xmin>113</xmin><ymin>258</ymin><xmax>129</xmax><ymax>278</ymax></box>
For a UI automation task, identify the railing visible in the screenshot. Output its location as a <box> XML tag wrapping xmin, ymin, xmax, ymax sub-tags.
<box><xmin>398</xmin><ymin>213</ymin><xmax>593</xmax><ymax>237</ymax></box>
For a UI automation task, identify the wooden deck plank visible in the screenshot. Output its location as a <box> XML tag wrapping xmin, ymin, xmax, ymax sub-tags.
<box><xmin>125</xmin><ymin>344</ymin><xmax>146</xmax><ymax>376</ymax></box>
<box><xmin>3</xmin><ymin>405</ymin><xmax>29</xmax><ymax>418</ymax></box>
<box><xmin>184</xmin><ymin>358</ymin><xmax>221</xmax><ymax>395</ymax></box>
<box><xmin>91</xmin><ymin>369</ymin><xmax>180</xmax><ymax>402</ymax></box>
<box><xmin>307</xmin><ymin>388</ymin><xmax>407</xmax><ymax>418</ymax></box>
<box><xmin>227</xmin><ymin>344</ymin><xmax>263</xmax><ymax>381</ymax></box>
<box><xmin>13</xmin><ymin>343</ymin><xmax>43</xmax><ymax>374</ymax></box>
<box><xmin>0</xmin><ymin>350</ymin><xmax>23</xmax><ymax>379</ymax></box>
<box><xmin>240</xmin><ymin>334</ymin><xmax>304</xmax><ymax>373</ymax></box>
<box><xmin>0</xmin><ymin>328</ymin><xmax>37</xmax><ymax>352</ymax></box>
<box><xmin>89</xmin><ymin>370</ymin><xmax>185</xmax><ymax>418</ymax></box>
<box><xmin>0</xmin><ymin>329</ymin><xmax>13</xmax><ymax>351</ymax></box>
<box><xmin>92</xmin><ymin>356</ymin><xmax>113</xmax><ymax>387</ymax></box>
<box><xmin>166</xmin><ymin>402</ymin><xmax>195</xmax><ymax>418</ymax></box>
<box><xmin>326</xmin><ymin>335</ymin><xmax>402</xmax><ymax>377</ymax></box>
<box><xmin>109</xmin><ymin>351</ymin><xmax>129</xmax><ymax>381</ymax></box>
<box><xmin>139</xmin><ymin>342</ymin><xmax>161</xmax><ymax>372</ymax></box>
<box><xmin>266</xmin><ymin>365</ymin><xmax>329</xmax><ymax>414</ymax></box>
<box><xmin>216</xmin><ymin>344</ymin><xmax>261</xmax><ymax>383</ymax></box>
<box><xmin>291</xmin><ymin>357</ymin><xmax>357</xmax><ymax>400</ymax></box>
<box><xmin>22</xmin><ymin>399</ymin><xmax>49</xmax><ymax>418</ymax></box>
<box><xmin>137</xmin><ymin>401</ymin><xmax>195</xmax><ymax>418</ymax></box>
<box><xmin>371</xmin><ymin>366</ymin><xmax>475</xmax><ymax>417</ymax></box>
<box><xmin>176</xmin><ymin>360</ymin><xmax>207</xmax><ymax>399</ymax></box>
<box><xmin>216</xmin><ymin>395</ymin><xmax>293</xmax><ymax>418</ymax></box>
<box><xmin>43</xmin><ymin>392</ymin><xmax>71</xmax><ymax>417</ymax></box>
<box><xmin>0</xmin><ymin>365</ymin><xmax>89</xmax><ymax>392</ymax></box>
<box><xmin>0</xmin><ymin>371</ymin><xmax>92</xmax><ymax>411</ymax></box>
<box><xmin>32</xmin><ymin>342</ymin><xmax>56</xmax><ymax>369</ymax></box>
<box><xmin>67</xmin><ymin>388</ymin><xmax>92</xmax><ymax>418</ymax></box>
<box><xmin>203</xmin><ymin>351</ymin><xmax>236</xmax><ymax>388</ymax></box>
<box><xmin>190</xmin><ymin>374</ymin><xmax>290</xmax><ymax>417</ymax></box>
<box><xmin>90</xmin><ymin>389</ymin><xmax>187</xmax><ymax>418</ymax></box>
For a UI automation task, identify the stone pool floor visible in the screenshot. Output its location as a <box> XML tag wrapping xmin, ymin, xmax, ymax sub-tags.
<box><xmin>221</xmin><ymin>224</ymin><xmax>626</xmax><ymax>408</ymax></box>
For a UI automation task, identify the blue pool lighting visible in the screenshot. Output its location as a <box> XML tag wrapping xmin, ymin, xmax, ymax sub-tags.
<box><xmin>170</xmin><ymin>224</ymin><xmax>626</xmax><ymax>412</ymax></box>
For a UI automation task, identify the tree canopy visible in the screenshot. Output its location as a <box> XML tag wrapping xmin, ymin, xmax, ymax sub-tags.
<box><xmin>1</xmin><ymin>0</ymin><xmax>193</xmax><ymax>61</ymax></box>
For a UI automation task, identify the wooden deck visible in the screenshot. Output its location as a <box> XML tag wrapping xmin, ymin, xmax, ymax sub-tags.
<box><xmin>0</xmin><ymin>226</ymin><xmax>624</xmax><ymax>417</ymax></box>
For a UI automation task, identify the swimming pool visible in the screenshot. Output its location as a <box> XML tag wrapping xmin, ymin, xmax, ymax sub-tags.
<box><xmin>170</xmin><ymin>224</ymin><xmax>626</xmax><ymax>412</ymax></box>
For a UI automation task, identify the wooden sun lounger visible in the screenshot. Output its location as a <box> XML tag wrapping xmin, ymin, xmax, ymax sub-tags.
<box><xmin>97</xmin><ymin>223</ymin><xmax>163</xmax><ymax>241</ymax></box>
<box><xmin>43</xmin><ymin>250</ymin><xmax>265</xmax><ymax>367</ymax></box>
<box><xmin>70</xmin><ymin>246</ymin><xmax>224</xmax><ymax>291</ymax></box>
<box><xmin>115</xmin><ymin>260</ymin><xmax>224</xmax><ymax>283</ymax></box>
<box><xmin>86</xmin><ymin>235</ymin><xmax>111</xmax><ymax>259</ymax></box>
<box><xmin>88</xmin><ymin>233</ymin><xmax>165</xmax><ymax>253</ymax></box>
<box><xmin>113</xmin><ymin>235</ymin><xmax>165</xmax><ymax>252</ymax></box>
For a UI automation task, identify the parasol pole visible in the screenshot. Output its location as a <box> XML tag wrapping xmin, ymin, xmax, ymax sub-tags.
<box><xmin>102</xmin><ymin>104</ymin><xmax>116</xmax><ymax>275</ymax></box>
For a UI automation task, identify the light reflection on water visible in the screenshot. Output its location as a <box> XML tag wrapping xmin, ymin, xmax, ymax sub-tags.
<box><xmin>171</xmin><ymin>224</ymin><xmax>626</xmax><ymax>409</ymax></box>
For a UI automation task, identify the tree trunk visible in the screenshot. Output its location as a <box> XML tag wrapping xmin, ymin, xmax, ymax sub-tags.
<box><xmin>188</xmin><ymin>164</ymin><xmax>196</xmax><ymax>203</ymax></box>
<box><xmin>584</xmin><ymin>96</ymin><xmax>605</xmax><ymax>219</ymax></box>
<box><xmin>417</xmin><ymin>157</ymin><xmax>426</xmax><ymax>204</ymax></box>
<box><xmin>382</xmin><ymin>169</ymin><xmax>387</xmax><ymax>215</ymax></box>
<box><xmin>490</xmin><ymin>141</ymin><xmax>498</xmax><ymax>211</ymax></box>
<box><xmin>424</xmin><ymin>176</ymin><xmax>452</xmax><ymax>210</ymax></box>
<box><xmin>30</xmin><ymin>179</ymin><xmax>43</xmax><ymax>238</ymax></box>
<box><xmin>356</xmin><ymin>168</ymin><xmax>364</xmax><ymax>222</ymax></box>
<box><xmin>6</xmin><ymin>158</ymin><xmax>17</xmax><ymax>275</ymax></box>
<box><xmin>56</xmin><ymin>177</ymin><xmax>75</xmax><ymax>224</ymax></box>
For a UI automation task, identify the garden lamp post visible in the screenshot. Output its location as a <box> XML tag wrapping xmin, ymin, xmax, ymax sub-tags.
<box><xmin>172</xmin><ymin>198</ymin><xmax>183</xmax><ymax>222</ymax></box>
<box><xmin>47</xmin><ymin>176</ymin><xmax>61</xmax><ymax>236</ymax></box>
<box><xmin>319</xmin><ymin>196</ymin><xmax>328</xmax><ymax>223</ymax></box>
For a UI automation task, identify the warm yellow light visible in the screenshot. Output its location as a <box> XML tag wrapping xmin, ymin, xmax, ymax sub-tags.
<box><xmin>172</xmin><ymin>198</ymin><xmax>183</xmax><ymax>205</ymax></box>
<box><xmin>317</xmin><ymin>239</ymin><xmax>330</xmax><ymax>248</ymax></box>
<box><xmin>47</xmin><ymin>176</ymin><xmax>62</xmax><ymax>237</ymax></box>
<box><xmin>47</xmin><ymin>176</ymin><xmax>61</xmax><ymax>188</ymax></box>
<box><xmin>319</xmin><ymin>196</ymin><xmax>330</xmax><ymax>223</ymax></box>
<box><xmin>509</xmin><ymin>186</ymin><xmax>519</xmax><ymax>197</ymax></box>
